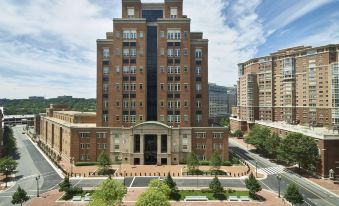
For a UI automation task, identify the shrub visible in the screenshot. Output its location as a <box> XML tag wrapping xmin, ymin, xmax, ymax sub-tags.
<box><xmin>199</xmin><ymin>160</ymin><xmax>210</xmax><ymax>165</ymax></box>
<box><xmin>74</xmin><ymin>162</ymin><xmax>97</xmax><ymax>166</ymax></box>
<box><xmin>223</xmin><ymin>161</ymin><xmax>232</xmax><ymax>166</ymax></box>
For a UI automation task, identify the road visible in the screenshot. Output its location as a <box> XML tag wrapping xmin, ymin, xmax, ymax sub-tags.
<box><xmin>229</xmin><ymin>138</ymin><xmax>339</xmax><ymax>206</ymax></box>
<box><xmin>0</xmin><ymin>126</ymin><xmax>62</xmax><ymax>206</ymax></box>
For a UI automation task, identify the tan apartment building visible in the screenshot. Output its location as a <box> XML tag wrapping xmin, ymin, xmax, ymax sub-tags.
<box><xmin>38</xmin><ymin>0</ymin><xmax>228</xmax><ymax>166</ymax></box>
<box><xmin>0</xmin><ymin>107</ymin><xmax>3</xmax><ymax>156</ymax></box>
<box><xmin>231</xmin><ymin>44</ymin><xmax>339</xmax><ymax>132</ymax></box>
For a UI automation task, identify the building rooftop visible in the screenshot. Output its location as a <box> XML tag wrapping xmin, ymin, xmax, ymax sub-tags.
<box><xmin>256</xmin><ymin>120</ymin><xmax>339</xmax><ymax>140</ymax></box>
<box><xmin>54</xmin><ymin>111</ymin><xmax>96</xmax><ymax>116</ymax></box>
<box><xmin>44</xmin><ymin>116</ymin><xmax>97</xmax><ymax>128</ymax></box>
<box><xmin>4</xmin><ymin>115</ymin><xmax>35</xmax><ymax>119</ymax></box>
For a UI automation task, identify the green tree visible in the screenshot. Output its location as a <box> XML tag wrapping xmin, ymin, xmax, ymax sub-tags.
<box><xmin>245</xmin><ymin>173</ymin><xmax>262</xmax><ymax>198</ymax></box>
<box><xmin>3</xmin><ymin>126</ymin><xmax>17</xmax><ymax>155</ymax></box>
<box><xmin>59</xmin><ymin>176</ymin><xmax>71</xmax><ymax>192</ymax></box>
<box><xmin>11</xmin><ymin>186</ymin><xmax>30</xmax><ymax>206</ymax></box>
<box><xmin>233</xmin><ymin>130</ymin><xmax>243</xmax><ymax>138</ymax></box>
<box><xmin>279</xmin><ymin>133</ymin><xmax>319</xmax><ymax>170</ymax></box>
<box><xmin>264</xmin><ymin>133</ymin><xmax>281</xmax><ymax>158</ymax></box>
<box><xmin>209</xmin><ymin>176</ymin><xmax>224</xmax><ymax>194</ymax></box>
<box><xmin>209</xmin><ymin>152</ymin><xmax>222</xmax><ymax>170</ymax></box>
<box><xmin>0</xmin><ymin>157</ymin><xmax>18</xmax><ymax>187</ymax></box>
<box><xmin>284</xmin><ymin>184</ymin><xmax>304</xmax><ymax>206</ymax></box>
<box><xmin>186</xmin><ymin>152</ymin><xmax>199</xmax><ymax>171</ymax></box>
<box><xmin>97</xmin><ymin>152</ymin><xmax>112</xmax><ymax>175</ymax></box>
<box><xmin>90</xmin><ymin>178</ymin><xmax>127</xmax><ymax>206</ymax></box>
<box><xmin>136</xmin><ymin>179</ymin><xmax>170</xmax><ymax>206</ymax></box>
<box><xmin>219</xmin><ymin>118</ymin><xmax>230</xmax><ymax>127</ymax></box>
<box><xmin>163</xmin><ymin>172</ymin><xmax>176</xmax><ymax>191</ymax></box>
<box><xmin>245</xmin><ymin>125</ymin><xmax>271</xmax><ymax>153</ymax></box>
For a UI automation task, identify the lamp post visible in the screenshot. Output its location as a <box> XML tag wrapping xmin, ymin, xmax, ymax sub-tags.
<box><xmin>4</xmin><ymin>167</ymin><xmax>8</xmax><ymax>188</ymax></box>
<box><xmin>276</xmin><ymin>174</ymin><xmax>282</xmax><ymax>198</ymax></box>
<box><xmin>35</xmin><ymin>175</ymin><xmax>40</xmax><ymax>197</ymax></box>
<box><xmin>123</xmin><ymin>170</ymin><xmax>126</xmax><ymax>186</ymax></box>
<box><xmin>118</xmin><ymin>155</ymin><xmax>122</xmax><ymax>176</ymax></box>
<box><xmin>255</xmin><ymin>160</ymin><xmax>258</xmax><ymax>177</ymax></box>
<box><xmin>70</xmin><ymin>157</ymin><xmax>74</xmax><ymax>176</ymax></box>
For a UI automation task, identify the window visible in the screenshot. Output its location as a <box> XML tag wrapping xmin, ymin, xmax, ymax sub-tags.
<box><xmin>175</xmin><ymin>115</ymin><xmax>181</xmax><ymax>123</ymax></box>
<box><xmin>160</xmin><ymin>31</ymin><xmax>165</xmax><ymax>38</ymax></box>
<box><xmin>139</xmin><ymin>83</ymin><xmax>143</xmax><ymax>89</ymax></box>
<box><xmin>115</xmin><ymin>66</ymin><xmax>120</xmax><ymax>72</ymax></box>
<box><xmin>123</xmin><ymin>115</ymin><xmax>129</xmax><ymax>123</ymax></box>
<box><xmin>195</xmin><ymin>49</ymin><xmax>202</xmax><ymax>58</ymax></box>
<box><xmin>123</xmin><ymin>30</ymin><xmax>137</xmax><ymax>39</ymax></box>
<box><xmin>123</xmin><ymin>48</ymin><xmax>129</xmax><ymax>57</ymax></box>
<box><xmin>195</xmin><ymin>132</ymin><xmax>206</xmax><ymax>138</ymax></box>
<box><xmin>196</xmin><ymin>100</ymin><xmax>201</xmax><ymax>108</ymax></box>
<box><xmin>130</xmin><ymin>66</ymin><xmax>136</xmax><ymax>74</ymax></box>
<box><xmin>175</xmin><ymin>83</ymin><xmax>180</xmax><ymax>91</ymax></box>
<box><xmin>130</xmin><ymin>83</ymin><xmax>136</xmax><ymax>91</ymax></box>
<box><xmin>168</xmin><ymin>49</ymin><xmax>174</xmax><ymax>57</ymax></box>
<box><xmin>167</xmin><ymin>83</ymin><xmax>173</xmax><ymax>91</ymax></box>
<box><xmin>139</xmin><ymin>66</ymin><xmax>143</xmax><ymax>72</ymax></box>
<box><xmin>196</xmin><ymin>67</ymin><xmax>201</xmax><ymax>75</ymax></box>
<box><xmin>167</xmin><ymin>66</ymin><xmax>174</xmax><ymax>74</ymax></box>
<box><xmin>175</xmin><ymin>66</ymin><xmax>180</xmax><ymax>74</ymax></box>
<box><xmin>115</xmin><ymin>31</ymin><xmax>120</xmax><ymax>38</ymax></box>
<box><xmin>160</xmin><ymin>48</ymin><xmax>165</xmax><ymax>56</ymax></box>
<box><xmin>103</xmin><ymin>48</ymin><xmax>110</xmax><ymax>59</ymax></box>
<box><xmin>175</xmin><ymin>100</ymin><xmax>180</xmax><ymax>108</ymax></box>
<box><xmin>183</xmin><ymin>48</ymin><xmax>188</xmax><ymax>56</ymax></box>
<box><xmin>103</xmin><ymin>83</ymin><xmax>108</xmax><ymax>94</ymax></box>
<box><xmin>102</xmin><ymin>114</ymin><xmax>108</xmax><ymax>122</ymax></box>
<box><xmin>170</xmin><ymin>8</ymin><xmax>177</xmax><ymax>19</ymax></box>
<box><xmin>213</xmin><ymin>133</ymin><xmax>222</xmax><ymax>139</ymax></box>
<box><xmin>167</xmin><ymin>30</ymin><xmax>181</xmax><ymax>40</ymax></box>
<box><xmin>196</xmin><ymin>83</ymin><xmax>202</xmax><ymax>92</ymax></box>
<box><xmin>103</xmin><ymin>66</ymin><xmax>109</xmax><ymax>76</ymax></box>
<box><xmin>130</xmin><ymin>49</ymin><xmax>137</xmax><ymax>57</ymax></box>
<box><xmin>175</xmin><ymin>49</ymin><xmax>180</xmax><ymax>57</ymax></box>
<box><xmin>184</xmin><ymin>31</ymin><xmax>188</xmax><ymax>39</ymax></box>
<box><xmin>127</xmin><ymin>7</ymin><xmax>135</xmax><ymax>19</ymax></box>
<box><xmin>184</xmin><ymin>66</ymin><xmax>188</xmax><ymax>72</ymax></box>
<box><xmin>103</xmin><ymin>99</ymin><xmax>108</xmax><ymax>109</ymax></box>
<box><xmin>80</xmin><ymin>132</ymin><xmax>90</xmax><ymax>138</ymax></box>
<box><xmin>160</xmin><ymin>115</ymin><xmax>165</xmax><ymax>122</ymax></box>
<box><xmin>160</xmin><ymin>83</ymin><xmax>164</xmax><ymax>90</ymax></box>
<box><xmin>139</xmin><ymin>31</ymin><xmax>144</xmax><ymax>38</ymax></box>
<box><xmin>160</xmin><ymin>66</ymin><xmax>165</xmax><ymax>73</ymax></box>
<box><xmin>139</xmin><ymin>115</ymin><xmax>143</xmax><ymax>121</ymax></box>
<box><xmin>123</xmin><ymin>100</ymin><xmax>129</xmax><ymax>108</ymax></box>
<box><xmin>123</xmin><ymin>66</ymin><xmax>129</xmax><ymax>74</ymax></box>
<box><xmin>130</xmin><ymin>115</ymin><xmax>136</xmax><ymax>123</ymax></box>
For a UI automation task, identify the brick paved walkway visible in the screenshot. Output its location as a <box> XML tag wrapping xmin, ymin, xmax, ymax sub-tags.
<box><xmin>27</xmin><ymin>188</ymin><xmax>290</xmax><ymax>206</ymax></box>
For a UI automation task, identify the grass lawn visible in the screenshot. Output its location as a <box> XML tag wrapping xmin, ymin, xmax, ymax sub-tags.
<box><xmin>174</xmin><ymin>190</ymin><xmax>249</xmax><ymax>201</ymax></box>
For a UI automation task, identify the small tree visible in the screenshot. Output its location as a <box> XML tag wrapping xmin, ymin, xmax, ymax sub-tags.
<box><xmin>209</xmin><ymin>176</ymin><xmax>224</xmax><ymax>194</ymax></box>
<box><xmin>136</xmin><ymin>179</ymin><xmax>171</xmax><ymax>206</ymax></box>
<box><xmin>11</xmin><ymin>186</ymin><xmax>30</xmax><ymax>206</ymax></box>
<box><xmin>3</xmin><ymin>126</ymin><xmax>17</xmax><ymax>156</ymax></box>
<box><xmin>0</xmin><ymin>157</ymin><xmax>18</xmax><ymax>187</ymax></box>
<box><xmin>164</xmin><ymin>172</ymin><xmax>176</xmax><ymax>191</ymax></box>
<box><xmin>284</xmin><ymin>184</ymin><xmax>304</xmax><ymax>206</ymax></box>
<box><xmin>210</xmin><ymin>152</ymin><xmax>222</xmax><ymax>171</ymax></box>
<box><xmin>97</xmin><ymin>152</ymin><xmax>112</xmax><ymax>175</ymax></box>
<box><xmin>245</xmin><ymin>173</ymin><xmax>262</xmax><ymax>198</ymax></box>
<box><xmin>90</xmin><ymin>178</ymin><xmax>127</xmax><ymax>206</ymax></box>
<box><xmin>59</xmin><ymin>176</ymin><xmax>71</xmax><ymax>192</ymax></box>
<box><xmin>186</xmin><ymin>152</ymin><xmax>199</xmax><ymax>171</ymax></box>
<box><xmin>233</xmin><ymin>130</ymin><xmax>243</xmax><ymax>138</ymax></box>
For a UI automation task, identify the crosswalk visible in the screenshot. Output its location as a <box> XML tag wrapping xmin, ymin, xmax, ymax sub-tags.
<box><xmin>257</xmin><ymin>166</ymin><xmax>286</xmax><ymax>175</ymax></box>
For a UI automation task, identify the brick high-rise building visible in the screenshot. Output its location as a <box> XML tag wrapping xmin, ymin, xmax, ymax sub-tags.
<box><xmin>96</xmin><ymin>0</ymin><xmax>227</xmax><ymax>165</ymax></box>
<box><xmin>97</xmin><ymin>0</ymin><xmax>208</xmax><ymax>128</ymax></box>
<box><xmin>38</xmin><ymin>0</ymin><xmax>228</xmax><ymax>166</ymax></box>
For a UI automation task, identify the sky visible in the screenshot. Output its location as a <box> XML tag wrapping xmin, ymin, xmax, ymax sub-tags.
<box><xmin>0</xmin><ymin>0</ymin><xmax>339</xmax><ymax>99</ymax></box>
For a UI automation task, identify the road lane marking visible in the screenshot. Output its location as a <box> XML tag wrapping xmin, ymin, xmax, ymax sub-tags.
<box><xmin>129</xmin><ymin>177</ymin><xmax>136</xmax><ymax>188</ymax></box>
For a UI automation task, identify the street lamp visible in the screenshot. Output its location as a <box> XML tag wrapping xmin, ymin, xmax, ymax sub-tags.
<box><xmin>35</xmin><ymin>175</ymin><xmax>40</xmax><ymax>197</ymax></box>
<box><xmin>255</xmin><ymin>160</ymin><xmax>258</xmax><ymax>177</ymax></box>
<box><xmin>4</xmin><ymin>167</ymin><xmax>8</xmax><ymax>188</ymax></box>
<box><xmin>276</xmin><ymin>174</ymin><xmax>282</xmax><ymax>198</ymax></box>
<box><xmin>123</xmin><ymin>170</ymin><xmax>126</xmax><ymax>186</ymax></box>
<box><xmin>118</xmin><ymin>155</ymin><xmax>122</xmax><ymax>176</ymax></box>
<box><xmin>70</xmin><ymin>157</ymin><xmax>74</xmax><ymax>176</ymax></box>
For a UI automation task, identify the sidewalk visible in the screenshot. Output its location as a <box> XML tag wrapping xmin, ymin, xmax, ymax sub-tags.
<box><xmin>230</xmin><ymin>137</ymin><xmax>339</xmax><ymax>197</ymax></box>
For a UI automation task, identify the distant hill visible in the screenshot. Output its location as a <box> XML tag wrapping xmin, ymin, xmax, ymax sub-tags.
<box><xmin>0</xmin><ymin>98</ymin><xmax>96</xmax><ymax>115</ymax></box>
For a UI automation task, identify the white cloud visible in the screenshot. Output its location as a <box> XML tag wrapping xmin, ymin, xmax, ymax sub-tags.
<box><xmin>264</xmin><ymin>0</ymin><xmax>333</xmax><ymax>35</ymax></box>
<box><xmin>0</xmin><ymin>0</ymin><xmax>266</xmax><ymax>98</ymax></box>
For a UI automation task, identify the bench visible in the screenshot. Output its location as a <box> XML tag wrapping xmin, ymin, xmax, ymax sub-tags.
<box><xmin>84</xmin><ymin>196</ymin><xmax>92</xmax><ymax>201</ymax></box>
<box><xmin>240</xmin><ymin>196</ymin><xmax>250</xmax><ymax>201</ymax></box>
<box><xmin>184</xmin><ymin>196</ymin><xmax>208</xmax><ymax>201</ymax></box>
<box><xmin>72</xmin><ymin>196</ymin><xmax>82</xmax><ymax>201</ymax></box>
<box><xmin>229</xmin><ymin>196</ymin><xmax>239</xmax><ymax>201</ymax></box>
